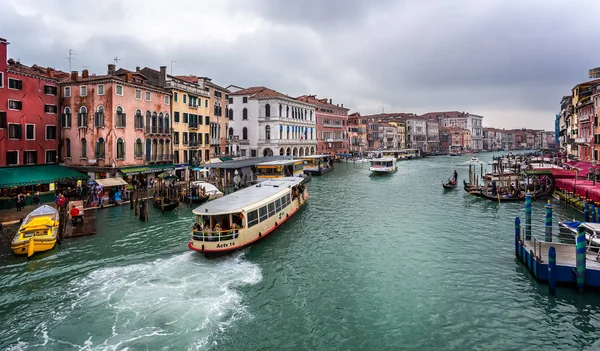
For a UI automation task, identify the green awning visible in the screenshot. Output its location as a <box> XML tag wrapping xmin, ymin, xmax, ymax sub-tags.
<box><xmin>219</xmin><ymin>156</ymin><xmax>233</xmax><ymax>161</ymax></box>
<box><xmin>120</xmin><ymin>166</ymin><xmax>152</xmax><ymax>175</ymax></box>
<box><xmin>524</xmin><ymin>169</ymin><xmax>553</xmax><ymax>176</ymax></box>
<box><xmin>120</xmin><ymin>164</ymin><xmax>175</xmax><ymax>175</ymax></box>
<box><xmin>0</xmin><ymin>164</ymin><xmax>88</xmax><ymax>188</ymax></box>
<box><xmin>191</xmin><ymin>167</ymin><xmax>204</xmax><ymax>171</ymax></box>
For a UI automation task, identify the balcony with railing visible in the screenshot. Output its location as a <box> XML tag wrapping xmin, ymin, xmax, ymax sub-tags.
<box><xmin>239</xmin><ymin>139</ymin><xmax>250</xmax><ymax>145</ymax></box>
<box><xmin>323</xmin><ymin>122</ymin><xmax>345</xmax><ymax>128</ymax></box>
<box><xmin>210</xmin><ymin>138</ymin><xmax>220</xmax><ymax>145</ymax></box>
<box><xmin>188</xmin><ymin>122</ymin><xmax>199</xmax><ymax>130</ymax></box>
<box><xmin>325</xmin><ymin>138</ymin><xmax>345</xmax><ymax>143</ymax></box>
<box><xmin>188</xmin><ymin>140</ymin><xmax>200</xmax><ymax>148</ymax></box>
<box><xmin>228</xmin><ymin>135</ymin><xmax>240</xmax><ymax>144</ymax></box>
<box><xmin>145</xmin><ymin>126</ymin><xmax>173</xmax><ymax>135</ymax></box>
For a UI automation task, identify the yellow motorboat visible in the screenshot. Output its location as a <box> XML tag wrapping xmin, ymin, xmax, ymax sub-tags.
<box><xmin>11</xmin><ymin>205</ymin><xmax>59</xmax><ymax>257</ymax></box>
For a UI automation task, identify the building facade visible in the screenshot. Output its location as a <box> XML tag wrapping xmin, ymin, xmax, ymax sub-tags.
<box><xmin>378</xmin><ymin>123</ymin><xmax>398</xmax><ymax>149</ymax></box>
<box><xmin>296</xmin><ymin>95</ymin><xmax>349</xmax><ymax>156</ymax></box>
<box><xmin>204</xmin><ymin>80</ymin><xmax>230</xmax><ymax>159</ymax></box>
<box><xmin>59</xmin><ymin>64</ymin><xmax>172</xmax><ymax>180</ymax></box>
<box><xmin>228</xmin><ymin>86</ymin><xmax>317</xmax><ymax>157</ymax></box>
<box><xmin>348</xmin><ymin>113</ymin><xmax>366</xmax><ymax>154</ymax></box>
<box><xmin>141</xmin><ymin>68</ymin><xmax>210</xmax><ymax>180</ymax></box>
<box><xmin>0</xmin><ymin>38</ymin><xmax>61</xmax><ymax>166</ymax></box>
<box><xmin>405</xmin><ymin>118</ymin><xmax>427</xmax><ymax>151</ymax></box>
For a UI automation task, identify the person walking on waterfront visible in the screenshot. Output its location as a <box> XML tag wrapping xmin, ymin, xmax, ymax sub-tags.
<box><xmin>33</xmin><ymin>192</ymin><xmax>40</xmax><ymax>206</ymax></box>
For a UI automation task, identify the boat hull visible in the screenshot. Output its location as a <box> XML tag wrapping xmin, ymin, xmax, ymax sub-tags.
<box><xmin>303</xmin><ymin>166</ymin><xmax>334</xmax><ymax>176</ymax></box>
<box><xmin>369</xmin><ymin>167</ymin><xmax>397</xmax><ymax>174</ymax></box>
<box><xmin>11</xmin><ymin>238</ymin><xmax>56</xmax><ymax>256</ymax></box>
<box><xmin>153</xmin><ymin>200</ymin><xmax>179</xmax><ymax>211</ymax></box>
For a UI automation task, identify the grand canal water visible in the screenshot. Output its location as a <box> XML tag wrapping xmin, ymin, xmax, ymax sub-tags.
<box><xmin>2</xmin><ymin>152</ymin><xmax>600</xmax><ymax>350</ymax></box>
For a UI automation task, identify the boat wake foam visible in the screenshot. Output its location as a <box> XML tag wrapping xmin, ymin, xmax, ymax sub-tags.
<box><xmin>6</xmin><ymin>251</ymin><xmax>261</xmax><ymax>350</ymax></box>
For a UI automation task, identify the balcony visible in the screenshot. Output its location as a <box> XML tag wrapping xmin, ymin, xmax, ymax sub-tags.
<box><xmin>144</xmin><ymin>126</ymin><xmax>173</xmax><ymax>135</ymax></box>
<box><xmin>210</xmin><ymin>138</ymin><xmax>220</xmax><ymax>145</ymax></box>
<box><xmin>240</xmin><ymin>139</ymin><xmax>250</xmax><ymax>145</ymax></box>
<box><xmin>188</xmin><ymin>122</ymin><xmax>199</xmax><ymax>130</ymax></box>
<box><xmin>228</xmin><ymin>135</ymin><xmax>240</xmax><ymax>144</ymax></box>
<box><xmin>323</xmin><ymin>123</ymin><xmax>344</xmax><ymax>128</ymax></box>
<box><xmin>326</xmin><ymin>138</ymin><xmax>345</xmax><ymax>143</ymax></box>
<box><xmin>188</xmin><ymin>141</ymin><xmax>200</xmax><ymax>148</ymax></box>
<box><xmin>575</xmin><ymin>137</ymin><xmax>590</xmax><ymax>144</ymax></box>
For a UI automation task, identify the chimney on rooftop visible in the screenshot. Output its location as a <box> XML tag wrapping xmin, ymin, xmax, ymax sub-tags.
<box><xmin>136</xmin><ymin>66</ymin><xmax>140</xmax><ymax>72</ymax></box>
<box><xmin>341</xmin><ymin>103</ymin><xmax>344</xmax><ymax>108</ymax></box>
<box><xmin>82</xmin><ymin>69</ymin><xmax>89</xmax><ymax>78</ymax></box>
<box><xmin>159</xmin><ymin>66</ymin><xmax>167</xmax><ymax>87</ymax></box>
<box><xmin>71</xmin><ymin>71</ymin><xmax>78</xmax><ymax>81</ymax></box>
<box><xmin>329</xmin><ymin>99</ymin><xmax>332</xmax><ymax>104</ymax></box>
<box><xmin>108</xmin><ymin>64</ymin><xmax>116</xmax><ymax>75</ymax></box>
<box><xmin>126</xmin><ymin>72</ymin><xmax>132</xmax><ymax>82</ymax></box>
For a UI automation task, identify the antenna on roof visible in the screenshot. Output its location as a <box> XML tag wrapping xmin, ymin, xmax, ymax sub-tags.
<box><xmin>170</xmin><ymin>60</ymin><xmax>177</xmax><ymax>76</ymax></box>
<box><xmin>113</xmin><ymin>56</ymin><xmax>121</xmax><ymax>65</ymax></box>
<box><xmin>66</xmin><ymin>49</ymin><xmax>78</xmax><ymax>72</ymax></box>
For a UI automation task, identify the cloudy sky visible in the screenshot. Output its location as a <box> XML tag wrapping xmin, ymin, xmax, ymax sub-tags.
<box><xmin>1</xmin><ymin>0</ymin><xmax>597</xmax><ymax>130</ymax></box>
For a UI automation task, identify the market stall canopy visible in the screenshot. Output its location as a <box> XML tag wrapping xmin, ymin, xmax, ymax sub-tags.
<box><xmin>157</xmin><ymin>172</ymin><xmax>177</xmax><ymax>180</ymax></box>
<box><xmin>0</xmin><ymin>164</ymin><xmax>88</xmax><ymax>188</ymax></box>
<box><xmin>94</xmin><ymin>177</ymin><xmax>128</xmax><ymax>187</ymax></box>
<box><xmin>120</xmin><ymin>164</ymin><xmax>175</xmax><ymax>175</ymax></box>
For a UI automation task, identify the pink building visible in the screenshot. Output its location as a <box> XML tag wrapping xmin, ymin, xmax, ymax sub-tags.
<box><xmin>59</xmin><ymin>64</ymin><xmax>172</xmax><ymax>180</ymax></box>
<box><xmin>296</xmin><ymin>95</ymin><xmax>349</xmax><ymax>156</ymax></box>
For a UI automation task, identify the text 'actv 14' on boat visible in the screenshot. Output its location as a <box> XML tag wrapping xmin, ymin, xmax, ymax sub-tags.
<box><xmin>188</xmin><ymin>177</ymin><xmax>308</xmax><ymax>256</ymax></box>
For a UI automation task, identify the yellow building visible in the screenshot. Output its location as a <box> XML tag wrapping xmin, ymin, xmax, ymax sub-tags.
<box><xmin>140</xmin><ymin>67</ymin><xmax>211</xmax><ymax>180</ymax></box>
<box><xmin>388</xmin><ymin>121</ymin><xmax>406</xmax><ymax>149</ymax></box>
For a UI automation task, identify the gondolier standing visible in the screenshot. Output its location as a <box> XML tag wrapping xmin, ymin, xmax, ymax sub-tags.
<box><xmin>453</xmin><ymin>170</ymin><xmax>458</xmax><ymax>183</ymax></box>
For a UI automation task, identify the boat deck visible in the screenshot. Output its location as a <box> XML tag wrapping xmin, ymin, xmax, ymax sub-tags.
<box><xmin>63</xmin><ymin>209</ymin><xmax>97</xmax><ymax>238</ymax></box>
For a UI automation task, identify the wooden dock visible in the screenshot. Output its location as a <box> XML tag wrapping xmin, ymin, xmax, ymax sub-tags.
<box><xmin>516</xmin><ymin>237</ymin><xmax>600</xmax><ymax>288</ymax></box>
<box><xmin>63</xmin><ymin>208</ymin><xmax>97</xmax><ymax>238</ymax></box>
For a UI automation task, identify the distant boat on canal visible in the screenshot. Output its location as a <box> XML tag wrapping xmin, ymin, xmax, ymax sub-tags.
<box><xmin>369</xmin><ymin>158</ymin><xmax>397</xmax><ymax>174</ymax></box>
<box><xmin>188</xmin><ymin>177</ymin><xmax>308</xmax><ymax>256</ymax></box>
<box><xmin>300</xmin><ymin>155</ymin><xmax>334</xmax><ymax>175</ymax></box>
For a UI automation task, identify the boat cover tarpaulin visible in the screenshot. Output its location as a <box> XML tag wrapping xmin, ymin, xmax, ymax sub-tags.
<box><xmin>0</xmin><ymin>164</ymin><xmax>88</xmax><ymax>188</ymax></box>
<box><xmin>565</xmin><ymin>161</ymin><xmax>600</xmax><ymax>177</ymax></box>
<box><xmin>94</xmin><ymin>177</ymin><xmax>128</xmax><ymax>187</ymax></box>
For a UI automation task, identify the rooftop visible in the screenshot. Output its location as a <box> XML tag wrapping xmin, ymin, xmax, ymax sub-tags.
<box><xmin>192</xmin><ymin>177</ymin><xmax>304</xmax><ymax>214</ymax></box>
<box><xmin>257</xmin><ymin>159</ymin><xmax>302</xmax><ymax>166</ymax></box>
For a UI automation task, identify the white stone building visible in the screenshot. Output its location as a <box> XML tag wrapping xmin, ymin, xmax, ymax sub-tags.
<box><xmin>227</xmin><ymin>86</ymin><xmax>317</xmax><ymax>157</ymax></box>
<box><xmin>440</xmin><ymin>112</ymin><xmax>484</xmax><ymax>150</ymax></box>
<box><xmin>405</xmin><ymin>118</ymin><xmax>428</xmax><ymax>151</ymax></box>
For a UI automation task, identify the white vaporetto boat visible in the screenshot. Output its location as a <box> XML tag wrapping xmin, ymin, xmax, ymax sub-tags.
<box><xmin>189</xmin><ymin>177</ymin><xmax>308</xmax><ymax>256</ymax></box>
<box><xmin>369</xmin><ymin>158</ymin><xmax>397</xmax><ymax>174</ymax></box>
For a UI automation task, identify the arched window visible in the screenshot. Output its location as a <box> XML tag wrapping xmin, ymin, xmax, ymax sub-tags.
<box><xmin>96</xmin><ymin>137</ymin><xmax>105</xmax><ymax>159</ymax></box>
<box><xmin>95</xmin><ymin>105</ymin><xmax>105</xmax><ymax>128</ymax></box>
<box><xmin>116</xmin><ymin>138</ymin><xmax>125</xmax><ymax>159</ymax></box>
<box><xmin>164</xmin><ymin>113</ymin><xmax>170</xmax><ymax>131</ymax></box>
<box><xmin>116</xmin><ymin>106</ymin><xmax>125</xmax><ymax>127</ymax></box>
<box><xmin>145</xmin><ymin>139</ymin><xmax>151</xmax><ymax>161</ymax></box>
<box><xmin>265</xmin><ymin>125</ymin><xmax>271</xmax><ymax>140</ymax></box>
<box><xmin>286</xmin><ymin>105</ymin><xmax>289</xmax><ymax>118</ymax></box>
<box><xmin>229</xmin><ymin>108</ymin><xmax>233</xmax><ymax>120</ymax></box>
<box><xmin>135</xmin><ymin>109</ymin><xmax>143</xmax><ymax>129</ymax></box>
<box><xmin>146</xmin><ymin>111</ymin><xmax>151</xmax><ymax>131</ymax></box>
<box><xmin>135</xmin><ymin>138</ymin><xmax>143</xmax><ymax>158</ymax></box>
<box><xmin>78</xmin><ymin>106</ymin><xmax>88</xmax><ymax>127</ymax></box>
<box><xmin>310</xmin><ymin>110</ymin><xmax>313</xmax><ymax>120</ymax></box>
<box><xmin>65</xmin><ymin>138</ymin><xmax>71</xmax><ymax>158</ymax></box>
<box><xmin>81</xmin><ymin>138</ymin><xmax>87</xmax><ymax>158</ymax></box>
<box><xmin>279</xmin><ymin>104</ymin><xmax>282</xmax><ymax>117</ymax></box>
<box><xmin>152</xmin><ymin>112</ymin><xmax>158</xmax><ymax>133</ymax></box>
<box><xmin>265</xmin><ymin>104</ymin><xmax>271</xmax><ymax>117</ymax></box>
<box><xmin>229</xmin><ymin>127</ymin><xmax>234</xmax><ymax>137</ymax></box>
<box><xmin>243</xmin><ymin>108</ymin><xmax>248</xmax><ymax>120</ymax></box>
<box><xmin>62</xmin><ymin>107</ymin><xmax>72</xmax><ymax>128</ymax></box>
<box><xmin>242</xmin><ymin>127</ymin><xmax>248</xmax><ymax>140</ymax></box>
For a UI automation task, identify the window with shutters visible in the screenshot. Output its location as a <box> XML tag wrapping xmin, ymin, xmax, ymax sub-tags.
<box><xmin>80</xmin><ymin>86</ymin><xmax>87</xmax><ymax>96</ymax></box>
<box><xmin>183</xmin><ymin>94</ymin><xmax>187</xmax><ymax>104</ymax></box>
<box><xmin>243</xmin><ymin>127</ymin><xmax>248</xmax><ymax>140</ymax></box>
<box><xmin>44</xmin><ymin>85</ymin><xmax>57</xmax><ymax>95</ymax></box>
<box><xmin>135</xmin><ymin>89</ymin><xmax>141</xmax><ymax>100</ymax></box>
<box><xmin>164</xmin><ymin>95</ymin><xmax>170</xmax><ymax>105</ymax></box>
<box><xmin>6</xmin><ymin>151</ymin><xmax>18</xmax><ymax>165</ymax></box>
<box><xmin>8</xmin><ymin>78</ymin><xmax>22</xmax><ymax>90</ymax></box>
<box><xmin>65</xmin><ymin>138</ymin><xmax>71</xmax><ymax>158</ymax></box>
<box><xmin>81</xmin><ymin>138</ymin><xmax>87</xmax><ymax>158</ymax></box>
<box><xmin>96</xmin><ymin>137</ymin><xmax>105</xmax><ymax>159</ymax></box>
<box><xmin>78</xmin><ymin>106</ymin><xmax>88</xmax><ymax>128</ymax></box>
<box><xmin>25</xmin><ymin>124</ymin><xmax>35</xmax><ymax>140</ymax></box>
<box><xmin>145</xmin><ymin>91</ymin><xmax>151</xmax><ymax>101</ymax></box>
<box><xmin>205</xmin><ymin>150</ymin><xmax>209</xmax><ymax>162</ymax></box>
<box><xmin>205</xmin><ymin>99</ymin><xmax>208</xmax><ymax>108</ymax></box>
<box><xmin>0</xmin><ymin>111</ymin><xmax>7</xmax><ymax>128</ymax></box>
<box><xmin>243</xmin><ymin>97</ymin><xmax>248</xmax><ymax>103</ymax></box>
<box><xmin>115</xmin><ymin>106</ymin><xmax>126</xmax><ymax>128</ymax></box>
<box><xmin>97</xmin><ymin>84</ymin><xmax>104</xmax><ymax>96</ymax></box>
<box><xmin>25</xmin><ymin>151</ymin><xmax>37</xmax><ymax>164</ymax></box>
<box><xmin>8</xmin><ymin>100</ymin><xmax>22</xmax><ymax>110</ymax></box>
<box><xmin>205</xmin><ymin>133</ymin><xmax>209</xmax><ymax>145</ymax></box>
<box><xmin>44</xmin><ymin>104</ymin><xmax>57</xmax><ymax>114</ymax></box>
<box><xmin>243</xmin><ymin>108</ymin><xmax>248</xmax><ymax>120</ymax></box>
<box><xmin>46</xmin><ymin>125</ymin><xmax>57</xmax><ymax>140</ymax></box>
<box><xmin>45</xmin><ymin>150</ymin><xmax>56</xmax><ymax>164</ymax></box>
<box><xmin>174</xmin><ymin>111</ymin><xmax>180</xmax><ymax>123</ymax></box>
<box><xmin>116</xmin><ymin>138</ymin><xmax>125</xmax><ymax>159</ymax></box>
<box><xmin>174</xmin><ymin>132</ymin><xmax>179</xmax><ymax>145</ymax></box>
<box><xmin>135</xmin><ymin>138</ymin><xmax>143</xmax><ymax>158</ymax></box>
<box><xmin>174</xmin><ymin>92</ymin><xmax>178</xmax><ymax>102</ymax></box>
<box><xmin>183</xmin><ymin>113</ymin><xmax>188</xmax><ymax>123</ymax></box>
<box><xmin>182</xmin><ymin>132</ymin><xmax>188</xmax><ymax>145</ymax></box>
<box><xmin>8</xmin><ymin>123</ymin><xmax>21</xmax><ymax>139</ymax></box>
<box><xmin>95</xmin><ymin>106</ymin><xmax>105</xmax><ymax>128</ymax></box>
<box><xmin>134</xmin><ymin>109</ymin><xmax>143</xmax><ymax>129</ymax></box>
<box><xmin>64</xmin><ymin>86</ymin><xmax>71</xmax><ymax>97</ymax></box>
<box><xmin>116</xmin><ymin>85</ymin><xmax>123</xmax><ymax>96</ymax></box>
<box><xmin>62</xmin><ymin>107</ymin><xmax>72</xmax><ymax>128</ymax></box>
<box><xmin>205</xmin><ymin>116</ymin><xmax>210</xmax><ymax>125</ymax></box>
<box><xmin>228</xmin><ymin>97</ymin><xmax>233</xmax><ymax>104</ymax></box>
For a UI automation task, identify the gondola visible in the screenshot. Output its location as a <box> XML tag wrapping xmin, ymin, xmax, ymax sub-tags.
<box><xmin>466</xmin><ymin>186</ymin><xmax>551</xmax><ymax>202</ymax></box>
<box><xmin>153</xmin><ymin>197</ymin><xmax>179</xmax><ymax>211</ymax></box>
<box><xmin>443</xmin><ymin>180</ymin><xmax>458</xmax><ymax>190</ymax></box>
<box><xmin>189</xmin><ymin>194</ymin><xmax>210</xmax><ymax>204</ymax></box>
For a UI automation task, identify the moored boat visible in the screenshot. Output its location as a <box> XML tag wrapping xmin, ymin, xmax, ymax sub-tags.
<box><xmin>11</xmin><ymin>205</ymin><xmax>59</xmax><ymax>257</ymax></box>
<box><xmin>558</xmin><ymin>221</ymin><xmax>600</xmax><ymax>247</ymax></box>
<box><xmin>256</xmin><ymin>159</ymin><xmax>305</xmax><ymax>179</ymax></box>
<box><xmin>153</xmin><ymin>196</ymin><xmax>179</xmax><ymax>211</ymax></box>
<box><xmin>369</xmin><ymin>158</ymin><xmax>397</xmax><ymax>174</ymax></box>
<box><xmin>189</xmin><ymin>177</ymin><xmax>308</xmax><ymax>256</ymax></box>
<box><xmin>191</xmin><ymin>181</ymin><xmax>224</xmax><ymax>200</ymax></box>
<box><xmin>300</xmin><ymin>155</ymin><xmax>334</xmax><ymax>175</ymax></box>
<box><xmin>443</xmin><ymin>180</ymin><xmax>458</xmax><ymax>190</ymax></box>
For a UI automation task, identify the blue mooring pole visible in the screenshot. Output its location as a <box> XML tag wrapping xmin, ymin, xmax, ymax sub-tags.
<box><xmin>576</xmin><ymin>225</ymin><xmax>586</xmax><ymax>292</ymax></box>
<box><xmin>545</xmin><ymin>200</ymin><xmax>552</xmax><ymax>242</ymax></box>
<box><xmin>525</xmin><ymin>192</ymin><xmax>532</xmax><ymax>240</ymax></box>
<box><xmin>584</xmin><ymin>201</ymin><xmax>590</xmax><ymax>222</ymax></box>
<box><xmin>592</xmin><ymin>203</ymin><xmax>597</xmax><ymax>223</ymax></box>
<box><xmin>515</xmin><ymin>217</ymin><xmax>521</xmax><ymax>256</ymax></box>
<box><xmin>548</xmin><ymin>246</ymin><xmax>557</xmax><ymax>296</ymax></box>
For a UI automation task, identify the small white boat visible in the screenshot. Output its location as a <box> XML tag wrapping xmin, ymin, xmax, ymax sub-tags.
<box><xmin>469</xmin><ymin>157</ymin><xmax>480</xmax><ymax>163</ymax></box>
<box><xmin>191</xmin><ymin>181</ymin><xmax>224</xmax><ymax>200</ymax></box>
<box><xmin>369</xmin><ymin>158</ymin><xmax>397</xmax><ymax>174</ymax></box>
<box><xmin>558</xmin><ymin>221</ymin><xmax>600</xmax><ymax>247</ymax></box>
